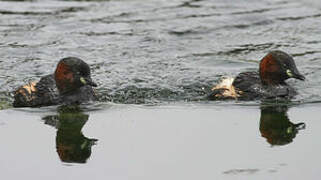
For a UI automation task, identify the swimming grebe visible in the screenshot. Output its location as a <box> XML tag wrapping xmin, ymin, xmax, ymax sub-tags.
<box><xmin>208</xmin><ymin>50</ymin><xmax>305</xmax><ymax>100</ymax></box>
<box><xmin>13</xmin><ymin>57</ymin><xmax>97</xmax><ymax>107</ymax></box>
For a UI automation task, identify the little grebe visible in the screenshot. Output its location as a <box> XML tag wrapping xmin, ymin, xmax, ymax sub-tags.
<box><xmin>208</xmin><ymin>50</ymin><xmax>305</xmax><ymax>100</ymax></box>
<box><xmin>13</xmin><ymin>57</ymin><xmax>97</xmax><ymax>107</ymax></box>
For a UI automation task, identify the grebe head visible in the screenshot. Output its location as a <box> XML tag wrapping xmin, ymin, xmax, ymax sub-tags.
<box><xmin>54</xmin><ymin>57</ymin><xmax>97</xmax><ymax>94</ymax></box>
<box><xmin>259</xmin><ymin>50</ymin><xmax>305</xmax><ymax>85</ymax></box>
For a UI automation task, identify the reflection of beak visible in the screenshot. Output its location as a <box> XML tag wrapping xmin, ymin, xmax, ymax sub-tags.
<box><xmin>287</xmin><ymin>69</ymin><xmax>305</xmax><ymax>81</ymax></box>
<box><xmin>294</xmin><ymin>122</ymin><xmax>306</xmax><ymax>130</ymax></box>
<box><xmin>80</xmin><ymin>77</ymin><xmax>98</xmax><ymax>87</ymax></box>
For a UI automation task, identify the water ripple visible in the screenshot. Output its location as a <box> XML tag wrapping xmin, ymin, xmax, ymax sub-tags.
<box><xmin>1</xmin><ymin>0</ymin><xmax>321</xmax><ymax>108</ymax></box>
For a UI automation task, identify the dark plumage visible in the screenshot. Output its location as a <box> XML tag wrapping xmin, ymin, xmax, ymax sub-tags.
<box><xmin>208</xmin><ymin>50</ymin><xmax>305</xmax><ymax>100</ymax></box>
<box><xmin>13</xmin><ymin>57</ymin><xmax>97</xmax><ymax>107</ymax></box>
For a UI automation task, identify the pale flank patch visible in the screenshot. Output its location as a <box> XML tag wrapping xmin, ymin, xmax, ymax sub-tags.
<box><xmin>22</xmin><ymin>82</ymin><xmax>37</xmax><ymax>94</ymax></box>
<box><xmin>212</xmin><ymin>77</ymin><xmax>240</xmax><ymax>98</ymax></box>
<box><xmin>17</xmin><ymin>82</ymin><xmax>38</xmax><ymax>101</ymax></box>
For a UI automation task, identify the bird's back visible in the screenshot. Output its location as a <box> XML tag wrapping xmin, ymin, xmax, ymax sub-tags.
<box><xmin>208</xmin><ymin>71</ymin><xmax>297</xmax><ymax>101</ymax></box>
<box><xmin>13</xmin><ymin>75</ymin><xmax>60</xmax><ymax>107</ymax></box>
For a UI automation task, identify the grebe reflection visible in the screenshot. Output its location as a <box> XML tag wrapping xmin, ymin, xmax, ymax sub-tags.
<box><xmin>43</xmin><ymin>106</ymin><xmax>97</xmax><ymax>163</ymax></box>
<box><xmin>259</xmin><ymin>104</ymin><xmax>305</xmax><ymax>146</ymax></box>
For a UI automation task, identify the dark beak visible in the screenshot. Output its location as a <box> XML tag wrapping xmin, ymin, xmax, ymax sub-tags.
<box><xmin>293</xmin><ymin>73</ymin><xmax>305</xmax><ymax>81</ymax></box>
<box><xmin>288</xmin><ymin>65</ymin><xmax>305</xmax><ymax>81</ymax></box>
<box><xmin>86</xmin><ymin>78</ymin><xmax>98</xmax><ymax>87</ymax></box>
<box><xmin>292</xmin><ymin>69</ymin><xmax>305</xmax><ymax>81</ymax></box>
<box><xmin>81</xmin><ymin>77</ymin><xmax>97</xmax><ymax>87</ymax></box>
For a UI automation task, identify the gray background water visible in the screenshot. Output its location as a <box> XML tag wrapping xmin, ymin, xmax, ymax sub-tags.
<box><xmin>1</xmin><ymin>0</ymin><xmax>321</xmax><ymax>105</ymax></box>
<box><xmin>0</xmin><ymin>103</ymin><xmax>319</xmax><ymax>179</ymax></box>
<box><xmin>0</xmin><ymin>0</ymin><xmax>321</xmax><ymax>179</ymax></box>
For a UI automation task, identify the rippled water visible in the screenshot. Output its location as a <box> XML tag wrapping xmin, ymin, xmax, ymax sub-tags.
<box><xmin>1</xmin><ymin>1</ymin><xmax>321</xmax><ymax>179</ymax></box>
<box><xmin>1</xmin><ymin>0</ymin><xmax>321</xmax><ymax>106</ymax></box>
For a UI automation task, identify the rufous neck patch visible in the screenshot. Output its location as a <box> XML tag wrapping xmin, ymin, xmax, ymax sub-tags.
<box><xmin>55</xmin><ymin>62</ymin><xmax>74</xmax><ymax>93</ymax></box>
<box><xmin>259</xmin><ymin>54</ymin><xmax>280</xmax><ymax>85</ymax></box>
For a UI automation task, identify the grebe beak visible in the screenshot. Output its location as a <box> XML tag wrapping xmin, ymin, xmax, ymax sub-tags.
<box><xmin>87</xmin><ymin>79</ymin><xmax>98</xmax><ymax>87</ymax></box>
<box><xmin>287</xmin><ymin>69</ymin><xmax>305</xmax><ymax>81</ymax></box>
<box><xmin>80</xmin><ymin>77</ymin><xmax>98</xmax><ymax>87</ymax></box>
<box><xmin>294</xmin><ymin>73</ymin><xmax>305</xmax><ymax>81</ymax></box>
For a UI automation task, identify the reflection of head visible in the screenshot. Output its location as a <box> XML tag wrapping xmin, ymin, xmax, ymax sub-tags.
<box><xmin>259</xmin><ymin>105</ymin><xmax>305</xmax><ymax>146</ymax></box>
<box><xmin>43</xmin><ymin>105</ymin><xmax>97</xmax><ymax>163</ymax></box>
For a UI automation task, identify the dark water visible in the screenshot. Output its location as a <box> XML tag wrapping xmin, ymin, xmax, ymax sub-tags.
<box><xmin>1</xmin><ymin>0</ymin><xmax>321</xmax><ymax>179</ymax></box>
<box><xmin>1</xmin><ymin>0</ymin><xmax>321</xmax><ymax>105</ymax></box>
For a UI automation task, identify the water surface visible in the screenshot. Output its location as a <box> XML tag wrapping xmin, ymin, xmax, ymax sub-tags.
<box><xmin>0</xmin><ymin>0</ymin><xmax>321</xmax><ymax>104</ymax></box>
<box><xmin>0</xmin><ymin>103</ymin><xmax>319</xmax><ymax>179</ymax></box>
<box><xmin>0</xmin><ymin>0</ymin><xmax>321</xmax><ymax>179</ymax></box>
